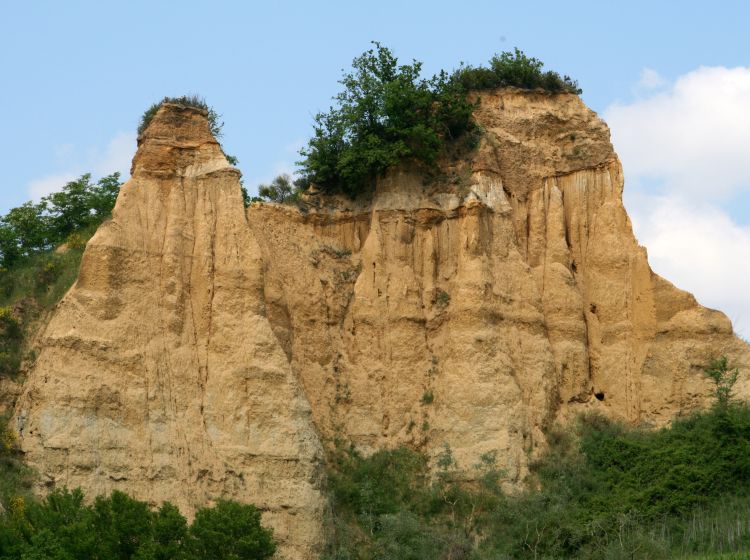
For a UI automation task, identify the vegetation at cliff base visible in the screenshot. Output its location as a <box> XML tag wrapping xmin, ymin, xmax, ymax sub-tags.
<box><xmin>0</xmin><ymin>173</ymin><xmax>122</xmax><ymax>377</ymax></box>
<box><xmin>324</xmin><ymin>360</ymin><xmax>750</xmax><ymax>559</ymax></box>
<box><xmin>296</xmin><ymin>43</ymin><xmax>581</xmax><ymax>198</ymax></box>
<box><xmin>0</xmin><ymin>488</ymin><xmax>275</xmax><ymax>560</ymax></box>
<box><xmin>0</xmin><ymin>416</ymin><xmax>34</xmax><ymax>513</ymax></box>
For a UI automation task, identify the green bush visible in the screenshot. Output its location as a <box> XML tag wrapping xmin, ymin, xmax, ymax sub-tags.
<box><xmin>297</xmin><ymin>45</ymin><xmax>582</xmax><ymax>199</ymax></box>
<box><xmin>298</xmin><ymin>42</ymin><xmax>476</xmax><ymax>198</ymax></box>
<box><xmin>453</xmin><ymin>47</ymin><xmax>582</xmax><ymax>94</ymax></box>
<box><xmin>138</xmin><ymin>95</ymin><xmax>223</xmax><ymax>138</ymax></box>
<box><xmin>704</xmin><ymin>356</ymin><xmax>739</xmax><ymax>408</ymax></box>
<box><xmin>0</xmin><ymin>416</ymin><xmax>33</xmax><ymax>515</ymax></box>
<box><xmin>0</xmin><ymin>489</ymin><xmax>275</xmax><ymax>560</ymax></box>
<box><xmin>325</xmin><ymin>364</ymin><xmax>750</xmax><ymax>559</ymax></box>
<box><xmin>188</xmin><ymin>500</ymin><xmax>275</xmax><ymax>560</ymax></box>
<box><xmin>256</xmin><ymin>174</ymin><xmax>302</xmax><ymax>205</ymax></box>
<box><xmin>0</xmin><ymin>307</ymin><xmax>22</xmax><ymax>377</ymax></box>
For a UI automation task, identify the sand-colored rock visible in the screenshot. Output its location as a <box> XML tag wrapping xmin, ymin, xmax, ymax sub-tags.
<box><xmin>12</xmin><ymin>91</ymin><xmax>750</xmax><ymax>558</ymax></box>
<box><xmin>14</xmin><ymin>104</ymin><xmax>326</xmax><ymax>559</ymax></box>
<box><xmin>248</xmin><ymin>89</ymin><xmax>750</xmax><ymax>477</ymax></box>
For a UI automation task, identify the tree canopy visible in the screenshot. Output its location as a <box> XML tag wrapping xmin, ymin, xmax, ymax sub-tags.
<box><xmin>0</xmin><ymin>489</ymin><xmax>275</xmax><ymax>560</ymax></box>
<box><xmin>296</xmin><ymin>44</ymin><xmax>581</xmax><ymax>198</ymax></box>
<box><xmin>297</xmin><ymin>42</ymin><xmax>476</xmax><ymax>198</ymax></box>
<box><xmin>0</xmin><ymin>174</ymin><xmax>121</xmax><ymax>269</ymax></box>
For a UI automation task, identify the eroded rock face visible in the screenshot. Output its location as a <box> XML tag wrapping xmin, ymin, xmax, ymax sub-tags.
<box><xmin>13</xmin><ymin>91</ymin><xmax>750</xmax><ymax>558</ymax></box>
<box><xmin>14</xmin><ymin>104</ymin><xmax>326</xmax><ymax>560</ymax></box>
<box><xmin>248</xmin><ymin>89</ymin><xmax>750</xmax><ymax>478</ymax></box>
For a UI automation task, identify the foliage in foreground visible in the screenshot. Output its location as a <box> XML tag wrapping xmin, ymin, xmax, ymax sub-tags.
<box><xmin>0</xmin><ymin>488</ymin><xmax>275</xmax><ymax>560</ymax></box>
<box><xmin>324</xmin><ymin>378</ymin><xmax>750</xmax><ymax>559</ymax></box>
<box><xmin>0</xmin><ymin>416</ymin><xmax>34</xmax><ymax>512</ymax></box>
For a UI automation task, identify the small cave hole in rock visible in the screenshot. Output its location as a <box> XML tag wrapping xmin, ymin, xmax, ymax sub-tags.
<box><xmin>594</xmin><ymin>391</ymin><xmax>605</xmax><ymax>401</ymax></box>
<box><xmin>570</xmin><ymin>261</ymin><xmax>577</xmax><ymax>273</ymax></box>
<box><xmin>589</xmin><ymin>303</ymin><xmax>597</xmax><ymax>314</ymax></box>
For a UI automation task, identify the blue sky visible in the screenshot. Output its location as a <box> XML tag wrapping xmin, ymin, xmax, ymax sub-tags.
<box><xmin>1</xmin><ymin>0</ymin><xmax>749</xmax><ymax>336</ymax></box>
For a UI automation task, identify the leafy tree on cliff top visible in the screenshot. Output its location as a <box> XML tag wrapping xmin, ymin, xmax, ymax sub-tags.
<box><xmin>297</xmin><ymin>42</ymin><xmax>475</xmax><ymax>198</ymax></box>
<box><xmin>297</xmin><ymin>44</ymin><xmax>581</xmax><ymax>198</ymax></box>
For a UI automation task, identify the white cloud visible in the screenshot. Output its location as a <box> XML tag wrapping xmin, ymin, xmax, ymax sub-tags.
<box><xmin>626</xmin><ymin>190</ymin><xmax>750</xmax><ymax>338</ymax></box>
<box><xmin>94</xmin><ymin>132</ymin><xmax>136</xmax><ymax>177</ymax></box>
<box><xmin>26</xmin><ymin>131</ymin><xmax>136</xmax><ymax>200</ymax></box>
<box><xmin>606</xmin><ymin>66</ymin><xmax>750</xmax><ymax>199</ymax></box>
<box><xmin>635</xmin><ymin>67</ymin><xmax>666</xmax><ymax>91</ymax></box>
<box><xmin>606</xmin><ymin>67</ymin><xmax>750</xmax><ymax>339</ymax></box>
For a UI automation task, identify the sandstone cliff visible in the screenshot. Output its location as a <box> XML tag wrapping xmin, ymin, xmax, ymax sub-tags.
<box><xmin>13</xmin><ymin>92</ymin><xmax>750</xmax><ymax>558</ymax></box>
<box><xmin>13</xmin><ymin>104</ymin><xmax>326</xmax><ymax>559</ymax></box>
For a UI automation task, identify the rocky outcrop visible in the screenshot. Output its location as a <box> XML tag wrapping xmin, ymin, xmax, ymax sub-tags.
<box><xmin>12</xmin><ymin>91</ymin><xmax>750</xmax><ymax>558</ymax></box>
<box><xmin>13</xmin><ymin>104</ymin><xmax>326</xmax><ymax>559</ymax></box>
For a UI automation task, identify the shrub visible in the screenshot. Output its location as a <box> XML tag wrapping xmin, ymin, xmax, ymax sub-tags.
<box><xmin>704</xmin><ymin>355</ymin><xmax>739</xmax><ymax>408</ymax></box>
<box><xmin>0</xmin><ymin>416</ymin><xmax>33</xmax><ymax>516</ymax></box>
<box><xmin>0</xmin><ymin>489</ymin><xmax>275</xmax><ymax>560</ymax></box>
<box><xmin>325</xmin><ymin>389</ymin><xmax>750</xmax><ymax>558</ymax></box>
<box><xmin>298</xmin><ymin>42</ymin><xmax>476</xmax><ymax>198</ymax></box>
<box><xmin>137</xmin><ymin>95</ymin><xmax>224</xmax><ymax>138</ymax></box>
<box><xmin>256</xmin><ymin>174</ymin><xmax>302</xmax><ymax>204</ymax></box>
<box><xmin>188</xmin><ymin>500</ymin><xmax>275</xmax><ymax>560</ymax></box>
<box><xmin>453</xmin><ymin>47</ymin><xmax>582</xmax><ymax>94</ymax></box>
<box><xmin>435</xmin><ymin>289</ymin><xmax>450</xmax><ymax>308</ymax></box>
<box><xmin>0</xmin><ymin>307</ymin><xmax>22</xmax><ymax>377</ymax></box>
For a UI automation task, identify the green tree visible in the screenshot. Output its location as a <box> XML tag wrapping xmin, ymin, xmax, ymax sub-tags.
<box><xmin>298</xmin><ymin>42</ymin><xmax>475</xmax><ymax>197</ymax></box>
<box><xmin>704</xmin><ymin>356</ymin><xmax>740</xmax><ymax>408</ymax></box>
<box><xmin>46</xmin><ymin>173</ymin><xmax>121</xmax><ymax>240</ymax></box>
<box><xmin>188</xmin><ymin>501</ymin><xmax>275</xmax><ymax>560</ymax></box>
<box><xmin>22</xmin><ymin>489</ymin><xmax>97</xmax><ymax>560</ymax></box>
<box><xmin>152</xmin><ymin>503</ymin><xmax>188</xmax><ymax>560</ymax></box>
<box><xmin>0</xmin><ymin>202</ymin><xmax>50</xmax><ymax>263</ymax></box>
<box><xmin>20</xmin><ymin>530</ymin><xmax>73</xmax><ymax>560</ymax></box>
<box><xmin>257</xmin><ymin>174</ymin><xmax>300</xmax><ymax>204</ymax></box>
<box><xmin>0</xmin><ymin>173</ymin><xmax>121</xmax><ymax>268</ymax></box>
<box><xmin>91</xmin><ymin>491</ymin><xmax>154</xmax><ymax>560</ymax></box>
